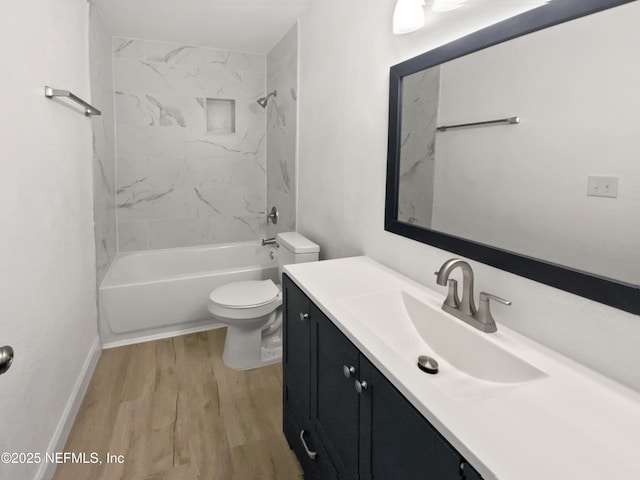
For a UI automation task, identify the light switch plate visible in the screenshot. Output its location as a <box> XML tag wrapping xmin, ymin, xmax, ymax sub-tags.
<box><xmin>587</xmin><ymin>176</ymin><xmax>618</xmax><ymax>198</ymax></box>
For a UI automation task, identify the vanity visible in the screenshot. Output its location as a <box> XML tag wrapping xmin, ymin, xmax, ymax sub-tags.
<box><xmin>281</xmin><ymin>257</ymin><xmax>640</xmax><ymax>479</ymax></box>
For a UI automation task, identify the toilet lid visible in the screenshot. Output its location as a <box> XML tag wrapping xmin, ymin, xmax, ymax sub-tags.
<box><xmin>209</xmin><ymin>280</ymin><xmax>279</xmax><ymax>309</ymax></box>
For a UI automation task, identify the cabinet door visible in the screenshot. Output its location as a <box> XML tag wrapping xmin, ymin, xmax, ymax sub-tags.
<box><xmin>312</xmin><ymin>305</ymin><xmax>360</xmax><ymax>479</ymax></box>
<box><xmin>282</xmin><ymin>276</ymin><xmax>339</xmax><ymax>480</ymax></box>
<box><xmin>359</xmin><ymin>355</ymin><xmax>462</xmax><ymax>480</ymax></box>
<box><xmin>282</xmin><ymin>274</ymin><xmax>312</xmax><ymax>420</ymax></box>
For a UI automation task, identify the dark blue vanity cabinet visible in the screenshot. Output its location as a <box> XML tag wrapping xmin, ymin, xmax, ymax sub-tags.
<box><xmin>282</xmin><ymin>274</ymin><xmax>484</xmax><ymax>480</ymax></box>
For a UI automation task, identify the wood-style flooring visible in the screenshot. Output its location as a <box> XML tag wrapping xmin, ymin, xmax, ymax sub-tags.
<box><xmin>53</xmin><ymin>328</ymin><xmax>303</xmax><ymax>480</ymax></box>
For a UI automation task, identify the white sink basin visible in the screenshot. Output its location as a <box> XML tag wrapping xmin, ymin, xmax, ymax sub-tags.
<box><xmin>340</xmin><ymin>290</ymin><xmax>546</xmax><ymax>386</ymax></box>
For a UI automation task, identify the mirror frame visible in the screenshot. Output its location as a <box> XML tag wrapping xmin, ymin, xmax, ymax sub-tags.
<box><xmin>385</xmin><ymin>0</ymin><xmax>639</xmax><ymax>315</ymax></box>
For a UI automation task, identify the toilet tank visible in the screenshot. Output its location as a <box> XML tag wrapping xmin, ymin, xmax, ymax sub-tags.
<box><xmin>276</xmin><ymin>232</ymin><xmax>320</xmax><ymax>278</ymax></box>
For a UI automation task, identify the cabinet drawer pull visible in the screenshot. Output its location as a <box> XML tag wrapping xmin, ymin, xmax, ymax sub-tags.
<box><xmin>343</xmin><ymin>365</ymin><xmax>356</xmax><ymax>378</ymax></box>
<box><xmin>354</xmin><ymin>379</ymin><xmax>368</xmax><ymax>393</ymax></box>
<box><xmin>299</xmin><ymin>312</ymin><xmax>309</xmax><ymax>321</ymax></box>
<box><xmin>299</xmin><ymin>430</ymin><xmax>317</xmax><ymax>460</ymax></box>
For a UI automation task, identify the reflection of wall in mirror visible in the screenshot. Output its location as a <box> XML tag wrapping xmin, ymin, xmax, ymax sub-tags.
<box><xmin>398</xmin><ymin>66</ymin><xmax>440</xmax><ymax>227</ymax></box>
<box><xmin>427</xmin><ymin>4</ymin><xmax>639</xmax><ymax>284</ymax></box>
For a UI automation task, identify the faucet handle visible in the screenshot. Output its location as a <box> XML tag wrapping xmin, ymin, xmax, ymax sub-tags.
<box><xmin>476</xmin><ymin>292</ymin><xmax>511</xmax><ymax>333</ymax></box>
<box><xmin>479</xmin><ymin>292</ymin><xmax>511</xmax><ymax>306</ymax></box>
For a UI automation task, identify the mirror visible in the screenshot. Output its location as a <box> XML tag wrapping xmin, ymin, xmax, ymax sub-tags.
<box><xmin>386</xmin><ymin>0</ymin><xmax>639</xmax><ymax>315</ymax></box>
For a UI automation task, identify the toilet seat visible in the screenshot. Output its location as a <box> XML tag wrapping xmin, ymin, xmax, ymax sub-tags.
<box><xmin>209</xmin><ymin>280</ymin><xmax>280</xmax><ymax>308</ymax></box>
<box><xmin>208</xmin><ymin>280</ymin><xmax>282</xmax><ymax>321</ymax></box>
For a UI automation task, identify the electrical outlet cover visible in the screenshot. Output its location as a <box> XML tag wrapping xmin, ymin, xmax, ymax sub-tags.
<box><xmin>587</xmin><ymin>176</ymin><xmax>618</xmax><ymax>198</ymax></box>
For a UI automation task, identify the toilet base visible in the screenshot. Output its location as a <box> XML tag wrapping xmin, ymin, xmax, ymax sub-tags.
<box><xmin>222</xmin><ymin>314</ymin><xmax>283</xmax><ymax>370</ymax></box>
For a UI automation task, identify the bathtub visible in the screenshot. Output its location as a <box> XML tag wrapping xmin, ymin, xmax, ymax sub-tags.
<box><xmin>99</xmin><ymin>241</ymin><xmax>279</xmax><ymax>347</ymax></box>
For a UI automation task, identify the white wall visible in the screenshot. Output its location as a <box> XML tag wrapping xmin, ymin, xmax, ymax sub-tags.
<box><xmin>297</xmin><ymin>0</ymin><xmax>640</xmax><ymax>391</ymax></box>
<box><xmin>0</xmin><ymin>0</ymin><xmax>100</xmax><ymax>478</ymax></box>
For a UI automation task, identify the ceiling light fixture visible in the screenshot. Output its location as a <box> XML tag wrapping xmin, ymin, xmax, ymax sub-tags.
<box><xmin>393</xmin><ymin>0</ymin><xmax>426</xmax><ymax>35</ymax></box>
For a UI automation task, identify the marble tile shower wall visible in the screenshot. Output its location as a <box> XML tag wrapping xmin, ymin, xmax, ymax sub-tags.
<box><xmin>266</xmin><ymin>24</ymin><xmax>298</xmax><ymax>237</ymax></box>
<box><xmin>89</xmin><ymin>5</ymin><xmax>117</xmax><ymax>284</ymax></box>
<box><xmin>113</xmin><ymin>38</ymin><xmax>267</xmax><ymax>251</ymax></box>
<box><xmin>398</xmin><ymin>66</ymin><xmax>440</xmax><ymax>228</ymax></box>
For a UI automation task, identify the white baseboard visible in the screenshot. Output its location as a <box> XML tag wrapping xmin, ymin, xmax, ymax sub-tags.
<box><xmin>34</xmin><ymin>336</ymin><xmax>102</xmax><ymax>480</ymax></box>
<box><xmin>102</xmin><ymin>322</ymin><xmax>225</xmax><ymax>349</ymax></box>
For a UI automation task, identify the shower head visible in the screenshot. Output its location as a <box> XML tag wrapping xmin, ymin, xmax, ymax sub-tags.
<box><xmin>257</xmin><ymin>90</ymin><xmax>277</xmax><ymax>108</ymax></box>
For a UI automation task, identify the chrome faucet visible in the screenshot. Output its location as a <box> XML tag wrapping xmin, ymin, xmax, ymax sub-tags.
<box><xmin>435</xmin><ymin>258</ymin><xmax>511</xmax><ymax>333</ymax></box>
<box><xmin>261</xmin><ymin>237</ymin><xmax>277</xmax><ymax>246</ymax></box>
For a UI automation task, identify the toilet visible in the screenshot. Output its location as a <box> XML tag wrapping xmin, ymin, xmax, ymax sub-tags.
<box><xmin>208</xmin><ymin>232</ymin><xmax>319</xmax><ymax>370</ymax></box>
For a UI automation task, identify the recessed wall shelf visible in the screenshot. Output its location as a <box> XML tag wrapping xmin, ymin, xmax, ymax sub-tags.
<box><xmin>206</xmin><ymin>98</ymin><xmax>236</xmax><ymax>134</ymax></box>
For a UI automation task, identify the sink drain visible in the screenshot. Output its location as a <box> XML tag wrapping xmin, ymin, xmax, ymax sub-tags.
<box><xmin>417</xmin><ymin>355</ymin><xmax>439</xmax><ymax>374</ymax></box>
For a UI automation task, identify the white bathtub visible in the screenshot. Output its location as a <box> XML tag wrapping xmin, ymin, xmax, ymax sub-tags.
<box><xmin>99</xmin><ymin>241</ymin><xmax>279</xmax><ymax>347</ymax></box>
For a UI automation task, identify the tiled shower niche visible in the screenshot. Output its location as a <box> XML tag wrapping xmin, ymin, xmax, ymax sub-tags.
<box><xmin>206</xmin><ymin>98</ymin><xmax>236</xmax><ymax>134</ymax></box>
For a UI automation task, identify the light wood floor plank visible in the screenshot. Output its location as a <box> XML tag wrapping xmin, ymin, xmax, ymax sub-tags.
<box><xmin>53</xmin><ymin>328</ymin><xmax>302</xmax><ymax>480</ymax></box>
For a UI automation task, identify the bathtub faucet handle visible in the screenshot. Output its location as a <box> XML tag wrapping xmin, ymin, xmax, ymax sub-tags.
<box><xmin>268</xmin><ymin>206</ymin><xmax>279</xmax><ymax>225</ymax></box>
<box><xmin>261</xmin><ymin>237</ymin><xmax>277</xmax><ymax>246</ymax></box>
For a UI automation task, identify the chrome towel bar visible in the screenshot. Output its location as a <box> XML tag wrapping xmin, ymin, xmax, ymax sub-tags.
<box><xmin>436</xmin><ymin>116</ymin><xmax>519</xmax><ymax>132</ymax></box>
<box><xmin>44</xmin><ymin>86</ymin><xmax>101</xmax><ymax>116</ymax></box>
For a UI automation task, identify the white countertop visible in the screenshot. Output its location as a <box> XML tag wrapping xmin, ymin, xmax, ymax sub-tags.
<box><xmin>284</xmin><ymin>256</ymin><xmax>640</xmax><ymax>480</ymax></box>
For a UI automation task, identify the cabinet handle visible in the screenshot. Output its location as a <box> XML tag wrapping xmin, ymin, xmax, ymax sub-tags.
<box><xmin>343</xmin><ymin>365</ymin><xmax>356</xmax><ymax>378</ymax></box>
<box><xmin>299</xmin><ymin>312</ymin><xmax>309</xmax><ymax>321</ymax></box>
<box><xmin>354</xmin><ymin>379</ymin><xmax>368</xmax><ymax>393</ymax></box>
<box><xmin>299</xmin><ymin>430</ymin><xmax>317</xmax><ymax>460</ymax></box>
<box><xmin>0</xmin><ymin>346</ymin><xmax>14</xmax><ymax>375</ymax></box>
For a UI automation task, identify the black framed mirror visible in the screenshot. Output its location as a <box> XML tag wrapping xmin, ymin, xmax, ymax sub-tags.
<box><xmin>385</xmin><ymin>0</ymin><xmax>639</xmax><ymax>315</ymax></box>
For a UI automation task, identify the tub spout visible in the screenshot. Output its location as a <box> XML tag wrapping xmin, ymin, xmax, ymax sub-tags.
<box><xmin>262</xmin><ymin>238</ymin><xmax>277</xmax><ymax>246</ymax></box>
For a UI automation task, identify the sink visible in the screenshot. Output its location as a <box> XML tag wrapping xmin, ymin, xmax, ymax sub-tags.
<box><xmin>340</xmin><ymin>290</ymin><xmax>546</xmax><ymax>386</ymax></box>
